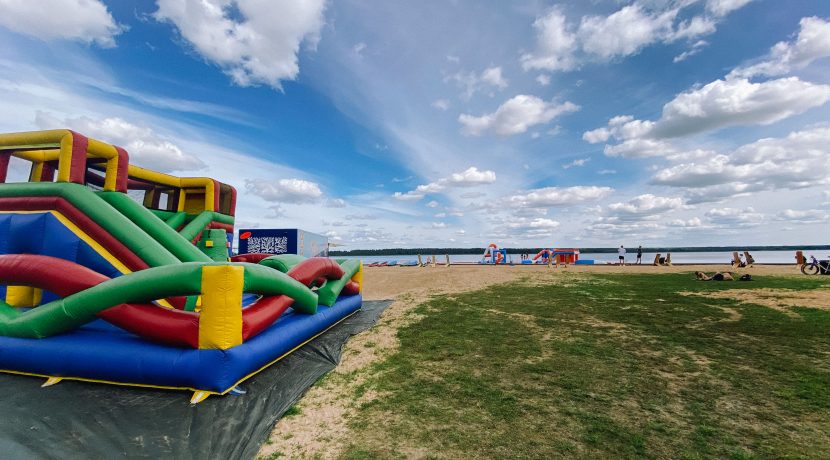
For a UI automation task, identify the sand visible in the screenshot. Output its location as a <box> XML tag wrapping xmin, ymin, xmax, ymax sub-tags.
<box><xmin>257</xmin><ymin>263</ymin><xmax>814</xmax><ymax>459</ymax></box>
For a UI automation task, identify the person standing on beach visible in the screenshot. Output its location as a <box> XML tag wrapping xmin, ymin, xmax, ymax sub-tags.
<box><xmin>636</xmin><ymin>246</ymin><xmax>643</xmax><ymax>264</ymax></box>
<box><xmin>618</xmin><ymin>245</ymin><xmax>626</xmax><ymax>266</ymax></box>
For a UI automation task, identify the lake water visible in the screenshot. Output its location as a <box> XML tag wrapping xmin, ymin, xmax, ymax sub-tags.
<box><xmin>338</xmin><ymin>250</ymin><xmax>822</xmax><ymax>265</ymax></box>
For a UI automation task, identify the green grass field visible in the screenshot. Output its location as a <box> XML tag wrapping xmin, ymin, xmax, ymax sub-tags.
<box><xmin>340</xmin><ymin>273</ymin><xmax>830</xmax><ymax>459</ymax></box>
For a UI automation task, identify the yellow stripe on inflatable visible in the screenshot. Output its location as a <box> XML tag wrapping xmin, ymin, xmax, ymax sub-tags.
<box><xmin>198</xmin><ymin>265</ymin><xmax>243</xmax><ymax>350</ymax></box>
<box><xmin>6</xmin><ymin>285</ymin><xmax>36</xmax><ymax>307</ymax></box>
<box><xmin>351</xmin><ymin>261</ymin><xmax>363</xmax><ymax>293</ymax></box>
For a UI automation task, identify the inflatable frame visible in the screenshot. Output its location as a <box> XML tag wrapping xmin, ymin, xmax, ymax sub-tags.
<box><xmin>0</xmin><ymin>130</ymin><xmax>362</xmax><ymax>403</ymax></box>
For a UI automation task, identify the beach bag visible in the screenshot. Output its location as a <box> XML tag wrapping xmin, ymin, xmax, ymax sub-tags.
<box><xmin>739</xmin><ymin>274</ymin><xmax>752</xmax><ymax>281</ymax></box>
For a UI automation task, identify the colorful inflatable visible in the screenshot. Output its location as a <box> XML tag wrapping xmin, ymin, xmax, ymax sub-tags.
<box><xmin>0</xmin><ymin>130</ymin><xmax>362</xmax><ymax>403</ymax></box>
<box><xmin>481</xmin><ymin>243</ymin><xmax>511</xmax><ymax>265</ymax></box>
<box><xmin>533</xmin><ymin>248</ymin><xmax>580</xmax><ymax>264</ymax></box>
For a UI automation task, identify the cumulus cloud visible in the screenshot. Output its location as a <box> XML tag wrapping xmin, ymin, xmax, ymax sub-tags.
<box><xmin>506</xmin><ymin>217</ymin><xmax>561</xmax><ymax>238</ymax></box>
<box><xmin>774</xmin><ymin>209</ymin><xmax>829</xmax><ymax>224</ymax></box>
<box><xmin>0</xmin><ymin>0</ymin><xmax>123</xmax><ymax>47</ymax></box>
<box><xmin>445</xmin><ymin>66</ymin><xmax>508</xmax><ymax>100</ymax></box>
<box><xmin>729</xmin><ymin>17</ymin><xmax>830</xmax><ymax>79</ymax></box>
<box><xmin>154</xmin><ymin>0</ymin><xmax>326</xmax><ymax>89</ymax></box>
<box><xmin>651</xmin><ymin>126</ymin><xmax>830</xmax><ymax>203</ymax></box>
<box><xmin>245</xmin><ymin>178</ymin><xmax>323</xmax><ymax>204</ymax></box>
<box><xmin>394</xmin><ymin>167</ymin><xmax>496</xmax><ymax>201</ymax></box>
<box><xmin>705</xmin><ymin>207</ymin><xmax>764</xmax><ymax>227</ymax></box>
<box><xmin>521</xmin><ymin>2</ymin><xmax>748</xmax><ymax>72</ymax></box>
<box><xmin>606</xmin><ymin>194</ymin><xmax>686</xmax><ymax>218</ymax></box>
<box><xmin>506</xmin><ymin>186</ymin><xmax>613</xmax><ymax>209</ymax></box>
<box><xmin>459</xmin><ymin>95</ymin><xmax>579</xmax><ymax>136</ymax></box>
<box><xmin>585</xmin><ymin>77</ymin><xmax>830</xmax><ymax>157</ymax></box>
<box><xmin>34</xmin><ymin>112</ymin><xmax>206</xmax><ymax>172</ymax></box>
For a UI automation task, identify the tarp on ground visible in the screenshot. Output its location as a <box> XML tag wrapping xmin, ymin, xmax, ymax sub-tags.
<box><xmin>0</xmin><ymin>300</ymin><xmax>392</xmax><ymax>460</ymax></box>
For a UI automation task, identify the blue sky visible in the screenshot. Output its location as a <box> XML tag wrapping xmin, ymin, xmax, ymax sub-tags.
<box><xmin>1</xmin><ymin>0</ymin><xmax>829</xmax><ymax>249</ymax></box>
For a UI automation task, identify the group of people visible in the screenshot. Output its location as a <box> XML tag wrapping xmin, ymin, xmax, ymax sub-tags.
<box><xmin>617</xmin><ymin>245</ymin><xmax>644</xmax><ymax>266</ymax></box>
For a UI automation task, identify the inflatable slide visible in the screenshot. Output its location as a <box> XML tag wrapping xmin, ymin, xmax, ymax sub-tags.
<box><xmin>0</xmin><ymin>130</ymin><xmax>362</xmax><ymax>403</ymax></box>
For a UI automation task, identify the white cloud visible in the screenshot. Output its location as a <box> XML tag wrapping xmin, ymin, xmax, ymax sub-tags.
<box><xmin>34</xmin><ymin>112</ymin><xmax>206</xmax><ymax>172</ymax></box>
<box><xmin>673</xmin><ymin>40</ymin><xmax>708</xmax><ymax>63</ymax></box>
<box><xmin>445</xmin><ymin>66</ymin><xmax>509</xmax><ymax>100</ymax></box>
<box><xmin>506</xmin><ymin>217</ymin><xmax>561</xmax><ymax>238</ymax></box>
<box><xmin>459</xmin><ymin>95</ymin><xmax>579</xmax><ymax>136</ymax></box>
<box><xmin>480</xmin><ymin>66</ymin><xmax>508</xmax><ymax>89</ymax></box>
<box><xmin>448</xmin><ymin>166</ymin><xmax>497</xmax><ymax>185</ymax></box>
<box><xmin>325</xmin><ymin>198</ymin><xmax>347</xmax><ymax>208</ymax></box>
<box><xmin>506</xmin><ymin>186</ymin><xmax>613</xmax><ymax>209</ymax></box>
<box><xmin>598</xmin><ymin>169</ymin><xmax>617</xmax><ymax>175</ymax></box>
<box><xmin>520</xmin><ymin>7</ymin><xmax>578</xmax><ymax>71</ymax></box>
<box><xmin>578</xmin><ymin>5</ymin><xmax>677</xmax><ymax>60</ymax></box>
<box><xmin>706</xmin><ymin>0</ymin><xmax>755</xmax><ymax>17</ymax></box>
<box><xmin>774</xmin><ymin>209</ymin><xmax>829</xmax><ymax>224</ymax></box>
<box><xmin>0</xmin><ymin>0</ymin><xmax>123</xmax><ymax>47</ymax></box>
<box><xmin>652</xmin><ymin>126</ymin><xmax>830</xmax><ymax>202</ymax></box>
<box><xmin>431</xmin><ymin>99</ymin><xmax>450</xmax><ymax>111</ymax></box>
<box><xmin>393</xmin><ymin>191</ymin><xmax>424</xmax><ymax>201</ymax></box>
<box><xmin>536</xmin><ymin>74</ymin><xmax>551</xmax><ymax>86</ymax></box>
<box><xmin>154</xmin><ymin>0</ymin><xmax>326</xmax><ymax>89</ymax></box>
<box><xmin>606</xmin><ymin>194</ymin><xmax>686</xmax><ymax>218</ymax></box>
<box><xmin>586</xmin><ymin>77</ymin><xmax>830</xmax><ymax>155</ymax></box>
<box><xmin>245</xmin><ymin>178</ymin><xmax>323</xmax><ymax>204</ymax></box>
<box><xmin>705</xmin><ymin>207</ymin><xmax>764</xmax><ymax>227</ymax></box>
<box><xmin>353</xmin><ymin>42</ymin><xmax>366</xmax><ymax>55</ymax></box>
<box><xmin>562</xmin><ymin>157</ymin><xmax>590</xmax><ymax>169</ymax></box>
<box><xmin>729</xmin><ymin>16</ymin><xmax>830</xmax><ymax>79</ymax></box>
<box><xmin>426</xmin><ymin>200</ymin><xmax>439</xmax><ymax>208</ymax></box>
<box><xmin>521</xmin><ymin>2</ymin><xmax>748</xmax><ymax>72</ymax></box>
<box><xmin>431</xmin><ymin>222</ymin><xmax>447</xmax><ymax>229</ymax></box>
<box><xmin>394</xmin><ymin>166</ymin><xmax>496</xmax><ymax>201</ymax></box>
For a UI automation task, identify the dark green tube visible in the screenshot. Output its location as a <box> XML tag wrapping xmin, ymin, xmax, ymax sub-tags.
<box><xmin>317</xmin><ymin>259</ymin><xmax>361</xmax><ymax>307</ymax></box>
<box><xmin>0</xmin><ymin>182</ymin><xmax>180</xmax><ymax>267</ymax></box>
<box><xmin>97</xmin><ymin>191</ymin><xmax>212</xmax><ymax>263</ymax></box>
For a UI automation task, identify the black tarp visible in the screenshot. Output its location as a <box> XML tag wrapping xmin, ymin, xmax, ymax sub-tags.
<box><xmin>0</xmin><ymin>300</ymin><xmax>391</xmax><ymax>459</ymax></box>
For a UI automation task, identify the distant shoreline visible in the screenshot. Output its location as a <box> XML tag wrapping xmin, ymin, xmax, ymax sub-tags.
<box><xmin>330</xmin><ymin>245</ymin><xmax>830</xmax><ymax>256</ymax></box>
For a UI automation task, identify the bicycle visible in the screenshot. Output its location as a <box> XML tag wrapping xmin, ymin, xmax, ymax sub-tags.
<box><xmin>801</xmin><ymin>255</ymin><xmax>828</xmax><ymax>275</ymax></box>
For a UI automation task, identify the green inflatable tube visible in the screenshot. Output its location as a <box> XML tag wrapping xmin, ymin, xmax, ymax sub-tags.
<box><xmin>0</xmin><ymin>183</ymin><xmax>180</xmax><ymax>267</ymax></box>
<box><xmin>97</xmin><ymin>191</ymin><xmax>212</xmax><ymax>263</ymax></box>
<box><xmin>0</xmin><ymin>262</ymin><xmax>318</xmax><ymax>338</ymax></box>
<box><xmin>179</xmin><ymin>211</ymin><xmax>214</xmax><ymax>241</ymax></box>
<box><xmin>317</xmin><ymin>259</ymin><xmax>361</xmax><ymax>307</ymax></box>
<box><xmin>164</xmin><ymin>211</ymin><xmax>188</xmax><ymax>230</ymax></box>
<box><xmin>259</xmin><ymin>254</ymin><xmax>306</xmax><ymax>273</ymax></box>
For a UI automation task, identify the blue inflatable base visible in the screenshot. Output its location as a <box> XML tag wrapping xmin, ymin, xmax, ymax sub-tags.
<box><xmin>0</xmin><ymin>294</ymin><xmax>362</xmax><ymax>394</ymax></box>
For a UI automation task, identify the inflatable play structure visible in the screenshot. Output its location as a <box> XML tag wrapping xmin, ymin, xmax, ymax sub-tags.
<box><xmin>0</xmin><ymin>130</ymin><xmax>362</xmax><ymax>403</ymax></box>
<box><xmin>532</xmin><ymin>248</ymin><xmax>580</xmax><ymax>265</ymax></box>
<box><xmin>481</xmin><ymin>243</ymin><xmax>512</xmax><ymax>264</ymax></box>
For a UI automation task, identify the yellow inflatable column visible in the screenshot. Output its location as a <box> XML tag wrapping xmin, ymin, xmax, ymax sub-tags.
<box><xmin>6</xmin><ymin>286</ymin><xmax>42</xmax><ymax>307</ymax></box>
<box><xmin>198</xmin><ymin>265</ymin><xmax>244</xmax><ymax>349</ymax></box>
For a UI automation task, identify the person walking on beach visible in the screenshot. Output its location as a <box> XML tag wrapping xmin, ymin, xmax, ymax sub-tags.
<box><xmin>636</xmin><ymin>245</ymin><xmax>643</xmax><ymax>264</ymax></box>
<box><xmin>618</xmin><ymin>245</ymin><xmax>626</xmax><ymax>266</ymax></box>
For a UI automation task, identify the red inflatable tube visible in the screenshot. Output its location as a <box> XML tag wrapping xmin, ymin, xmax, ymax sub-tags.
<box><xmin>0</xmin><ymin>255</ymin><xmax>353</xmax><ymax>347</ymax></box>
<box><xmin>0</xmin><ymin>255</ymin><xmax>198</xmax><ymax>347</ymax></box>
<box><xmin>241</xmin><ymin>257</ymin><xmax>346</xmax><ymax>340</ymax></box>
<box><xmin>341</xmin><ymin>281</ymin><xmax>360</xmax><ymax>296</ymax></box>
<box><xmin>230</xmin><ymin>253</ymin><xmax>272</xmax><ymax>264</ymax></box>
